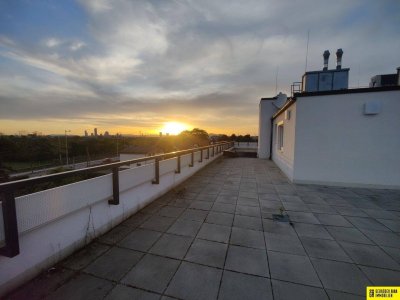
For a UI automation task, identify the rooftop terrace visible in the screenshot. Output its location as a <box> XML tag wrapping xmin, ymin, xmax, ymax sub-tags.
<box><xmin>6</xmin><ymin>157</ymin><xmax>400</xmax><ymax>299</ymax></box>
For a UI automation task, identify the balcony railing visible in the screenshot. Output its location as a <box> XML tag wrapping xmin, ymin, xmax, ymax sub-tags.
<box><xmin>0</xmin><ymin>141</ymin><xmax>233</xmax><ymax>258</ymax></box>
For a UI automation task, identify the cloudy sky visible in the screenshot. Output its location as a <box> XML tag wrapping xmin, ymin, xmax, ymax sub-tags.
<box><xmin>0</xmin><ymin>0</ymin><xmax>399</xmax><ymax>135</ymax></box>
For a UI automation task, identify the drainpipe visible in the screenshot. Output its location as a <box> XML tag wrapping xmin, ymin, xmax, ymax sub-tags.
<box><xmin>269</xmin><ymin>117</ymin><xmax>273</xmax><ymax>160</ymax></box>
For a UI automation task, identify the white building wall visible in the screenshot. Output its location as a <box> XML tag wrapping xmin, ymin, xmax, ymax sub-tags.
<box><xmin>293</xmin><ymin>90</ymin><xmax>400</xmax><ymax>188</ymax></box>
<box><xmin>0</xmin><ymin>149</ymin><xmax>226</xmax><ymax>296</ymax></box>
<box><xmin>272</xmin><ymin>103</ymin><xmax>297</xmax><ymax>180</ymax></box>
<box><xmin>258</xmin><ymin>99</ymin><xmax>277</xmax><ymax>158</ymax></box>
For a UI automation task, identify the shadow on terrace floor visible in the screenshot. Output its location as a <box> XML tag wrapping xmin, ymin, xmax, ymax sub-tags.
<box><xmin>6</xmin><ymin>157</ymin><xmax>400</xmax><ymax>300</ymax></box>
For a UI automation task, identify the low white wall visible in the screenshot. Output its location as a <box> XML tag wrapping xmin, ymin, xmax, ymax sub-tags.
<box><xmin>0</xmin><ymin>148</ymin><xmax>225</xmax><ymax>296</ymax></box>
<box><xmin>293</xmin><ymin>90</ymin><xmax>400</xmax><ymax>188</ymax></box>
<box><xmin>272</xmin><ymin>103</ymin><xmax>297</xmax><ymax>181</ymax></box>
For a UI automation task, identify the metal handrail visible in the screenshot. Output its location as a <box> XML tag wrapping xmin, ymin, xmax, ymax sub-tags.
<box><xmin>0</xmin><ymin>141</ymin><xmax>233</xmax><ymax>257</ymax></box>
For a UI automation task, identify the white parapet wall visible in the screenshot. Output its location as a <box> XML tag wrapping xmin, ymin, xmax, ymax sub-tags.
<box><xmin>0</xmin><ymin>148</ymin><xmax>225</xmax><ymax>296</ymax></box>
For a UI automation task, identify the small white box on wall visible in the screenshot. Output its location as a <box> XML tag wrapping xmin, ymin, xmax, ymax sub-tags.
<box><xmin>364</xmin><ymin>101</ymin><xmax>381</xmax><ymax>115</ymax></box>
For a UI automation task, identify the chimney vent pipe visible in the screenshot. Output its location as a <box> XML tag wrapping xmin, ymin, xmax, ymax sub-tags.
<box><xmin>323</xmin><ymin>50</ymin><xmax>330</xmax><ymax>71</ymax></box>
<box><xmin>336</xmin><ymin>48</ymin><xmax>343</xmax><ymax>70</ymax></box>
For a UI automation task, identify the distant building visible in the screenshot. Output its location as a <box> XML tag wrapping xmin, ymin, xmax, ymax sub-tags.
<box><xmin>104</xmin><ymin>131</ymin><xmax>110</xmax><ymax>137</ymax></box>
<box><xmin>84</xmin><ymin>130</ymin><xmax>88</xmax><ymax>137</ymax></box>
<box><xmin>94</xmin><ymin>128</ymin><xmax>98</xmax><ymax>137</ymax></box>
<box><xmin>258</xmin><ymin>49</ymin><xmax>400</xmax><ymax>189</ymax></box>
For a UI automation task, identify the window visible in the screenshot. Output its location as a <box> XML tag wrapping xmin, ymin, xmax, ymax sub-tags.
<box><xmin>277</xmin><ymin>124</ymin><xmax>284</xmax><ymax>151</ymax></box>
<box><xmin>285</xmin><ymin>110</ymin><xmax>291</xmax><ymax>120</ymax></box>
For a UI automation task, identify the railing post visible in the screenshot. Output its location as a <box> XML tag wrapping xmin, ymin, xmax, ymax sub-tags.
<box><xmin>0</xmin><ymin>189</ymin><xmax>20</xmax><ymax>257</ymax></box>
<box><xmin>175</xmin><ymin>155</ymin><xmax>181</xmax><ymax>174</ymax></box>
<box><xmin>108</xmin><ymin>167</ymin><xmax>119</xmax><ymax>205</ymax></box>
<box><xmin>211</xmin><ymin>146</ymin><xmax>214</xmax><ymax>157</ymax></box>
<box><xmin>206</xmin><ymin>148</ymin><xmax>210</xmax><ymax>159</ymax></box>
<box><xmin>189</xmin><ymin>151</ymin><xmax>194</xmax><ymax>167</ymax></box>
<box><xmin>199</xmin><ymin>149</ymin><xmax>203</xmax><ymax>163</ymax></box>
<box><xmin>152</xmin><ymin>158</ymin><xmax>160</xmax><ymax>184</ymax></box>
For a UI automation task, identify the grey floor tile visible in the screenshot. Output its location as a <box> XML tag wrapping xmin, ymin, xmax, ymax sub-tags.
<box><xmin>325</xmin><ymin>226</ymin><xmax>372</xmax><ymax>244</ymax></box>
<box><xmin>105</xmin><ymin>285</ymin><xmax>160</xmax><ymax>300</ymax></box>
<box><xmin>185</xmin><ymin>239</ymin><xmax>227</xmax><ymax>268</ymax></box>
<box><xmin>237</xmin><ymin>197</ymin><xmax>259</xmax><ymax>207</ymax></box>
<box><xmin>294</xmin><ymin>223</ymin><xmax>333</xmax><ymax>240</ymax></box>
<box><xmin>382</xmin><ymin>246</ymin><xmax>400</xmax><ymax>264</ymax></box>
<box><xmin>287</xmin><ymin>211</ymin><xmax>320</xmax><ymax>224</ymax></box>
<box><xmin>180</xmin><ymin>209</ymin><xmax>208</xmax><ymax>222</ymax></box>
<box><xmin>215</xmin><ymin>195</ymin><xmax>237</xmax><ymax>204</ymax></box>
<box><xmin>339</xmin><ymin>242</ymin><xmax>400</xmax><ymax>270</ymax></box>
<box><xmin>196</xmin><ymin>223</ymin><xmax>231</xmax><ymax>243</ymax></box>
<box><xmin>264</xmin><ymin>232</ymin><xmax>306</xmax><ymax>256</ymax></box>
<box><xmin>262</xmin><ymin>219</ymin><xmax>298</xmax><ymax>236</ymax></box>
<box><xmin>268</xmin><ymin>251</ymin><xmax>321</xmax><ymax>287</ymax></box>
<box><xmin>283</xmin><ymin>202</ymin><xmax>310</xmax><ymax>212</ymax></box>
<box><xmin>149</xmin><ymin>233</ymin><xmax>192</xmax><ymax>259</ymax></box>
<box><xmin>205</xmin><ymin>211</ymin><xmax>234</xmax><ymax>226</ymax></box>
<box><xmin>118</xmin><ymin>229</ymin><xmax>162</xmax><ymax>252</ymax></box>
<box><xmin>98</xmin><ymin>225</ymin><xmax>133</xmax><ymax>245</ymax></box>
<box><xmin>272</xmin><ymin>279</ymin><xmax>328</xmax><ymax>300</ymax></box>
<box><xmin>122</xmin><ymin>254</ymin><xmax>180</xmax><ymax>293</ymax></box>
<box><xmin>225</xmin><ymin>245</ymin><xmax>269</xmax><ymax>276</ymax></box>
<box><xmin>301</xmin><ymin>237</ymin><xmax>352</xmax><ymax>262</ymax></box>
<box><xmin>196</xmin><ymin>193</ymin><xmax>217</xmax><ymax>202</ymax></box>
<box><xmin>314</xmin><ymin>213</ymin><xmax>353</xmax><ymax>227</ymax></box>
<box><xmin>308</xmin><ymin>204</ymin><xmax>337</xmax><ymax>214</ymax></box>
<box><xmin>84</xmin><ymin>247</ymin><xmax>143</xmax><ymax>281</ymax></box>
<box><xmin>359</xmin><ymin>265</ymin><xmax>400</xmax><ymax>285</ymax></box>
<box><xmin>233</xmin><ymin>215</ymin><xmax>263</xmax><ymax>231</ymax></box>
<box><xmin>377</xmin><ymin>218</ymin><xmax>400</xmax><ymax>232</ymax></box>
<box><xmin>167</xmin><ymin>219</ymin><xmax>202</xmax><ymax>237</ymax></box>
<box><xmin>122</xmin><ymin>213</ymin><xmax>151</xmax><ymax>228</ymax></box>
<box><xmin>230</xmin><ymin>227</ymin><xmax>265</xmax><ymax>249</ymax></box>
<box><xmin>326</xmin><ymin>290</ymin><xmax>364</xmax><ymax>300</ymax></box>
<box><xmin>189</xmin><ymin>201</ymin><xmax>213</xmax><ymax>211</ymax></box>
<box><xmin>235</xmin><ymin>205</ymin><xmax>261</xmax><ymax>217</ymax></box>
<box><xmin>311</xmin><ymin>258</ymin><xmax>371</xmax><ymax>295</ymax></box>
<box><xmin>62</xmin><ymin>242</ymin><xmax>110</xmax><ymax>270</ymax></box>
<box><xmin>46</xmin><ymin>274</ymin><xmax>114</xmax><ymax>300</ymax></box>
<box><xmin>335</xmin><ymin>206</ymin><xmax>368</xmax><ymax>217</ymax></box>
<box><xmin>158</xmin><ymin>206</ymin><xmax>185</xmax><ymax>218</ymax></box>
<box><xmin>219</xmin><ymin>270</ymin><xmax>272</xmax><ymax>300</ymax></box>
<box><xmin>212</xmin><ymin>202</ymin><xmax>236</xmax><ymax>214</ymax></box>
<box><xmin>140</xmin><ymin>215</ymin><xmax>176</xmax><ymax>232</ymax></box>
<box><xmin>362</xmin><ymin>208</ymin><xmax>399</xmax><ymax>220</ymax></box>
<box><xmin>358</xmin><ymin>228</ymin><xmax>400</xmax><ymax>248</ymax></box>
<box><xmin>346</xmin><ymin>216</ymin><xmax>391</xmax><ymax>232</ymax></box>
<box><xmin>165</xmin><ymin>262</ymin><xmax>222</xmax><ymax>300</ymax></box>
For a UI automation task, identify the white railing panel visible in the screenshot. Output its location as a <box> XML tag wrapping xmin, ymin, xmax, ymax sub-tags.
<box><xmin>119</xmin><ymin>164</ymin><xmax>154</xmax><ymax>192</ymax></box>
<box><xmin>160</xmin><ymin>157</ymin><xmax>177</xmax><ymax>175</ymax></box>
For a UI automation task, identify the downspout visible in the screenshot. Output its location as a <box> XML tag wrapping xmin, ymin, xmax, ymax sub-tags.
<box><xmin>269</xmin><ymin>117</ymin><xmax>273</xmax><ymax>160</ymax></box>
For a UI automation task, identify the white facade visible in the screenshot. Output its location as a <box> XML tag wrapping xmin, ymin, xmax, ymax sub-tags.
<box><xmin>260</xmin><ymin>88</ymin><xmax>400</xmax><ymax>189</ymax></box>
<box><xmin>258</xmin><ymin>98</ymin><xmax>276</xmax><ymax>158</ymax></box>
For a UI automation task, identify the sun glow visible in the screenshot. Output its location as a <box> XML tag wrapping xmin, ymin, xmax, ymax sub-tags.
<box><xmin>160</xmin><ymin>122</ymin><xmax>189</xmax><ymax>135</ymax></box>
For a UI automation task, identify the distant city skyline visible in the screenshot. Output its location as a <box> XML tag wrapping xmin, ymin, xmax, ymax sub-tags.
<box><xmin>0</xmin><ymin>0</ymin><xmax>399</xmax><ymax>135</ymax></box>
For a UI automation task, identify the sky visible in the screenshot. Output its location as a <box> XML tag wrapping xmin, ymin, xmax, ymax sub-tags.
<box><xmin>0</xmin><ymin>0</ymin><xmax>399</xmax><ymax>136</ymax></box>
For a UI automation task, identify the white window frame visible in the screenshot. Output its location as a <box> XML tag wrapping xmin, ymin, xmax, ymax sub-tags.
<box><xmin>277</xmin><ymin>122</ymin><xmax>284</xmax><ymax>151</ymax></box>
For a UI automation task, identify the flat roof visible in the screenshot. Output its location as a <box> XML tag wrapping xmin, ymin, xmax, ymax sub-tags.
<box><xmin>295</xmin><ymin>85</ymin><xmax>400</xmax><ymax>97</ymax></box>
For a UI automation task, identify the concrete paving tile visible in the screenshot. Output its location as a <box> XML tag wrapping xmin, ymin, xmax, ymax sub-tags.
<box><xmin>165</xmin><ymin>262</ymin><xmax>222</xmax><ymax>300</ymax></box>
<box><xmin>339</xmin><ymin>242</ymin><xmax>400</xmax><ymax>270</ymax></box>
<box><xmin>238</xmin><ymin>191</ymin><xmax>258</xmax><ymax>199</ymax></box>
<box><xmin>314</xmin><ymin>213</ymin><xmax>353</xmax><ymax>227</ymax></box>
<box><xmin>158</xmin><ymin>206</ymin><xmax>185</xmax><ymax>218</ymax></box>
<box><xmin>272</xmin><ymin>279</ymin><xmax>328</xmax><ymax>300</ymax></box>
<box><xmin>359</xmin><ymin>228</ymin><xmax>400</xmax><ymax>248</ymax></box>
<box><xmin>167</xmin><ymin>219</ymin><xmax>202</xmax><ymax>237</ymax></box>
<box><xmin>122</xmin><ymin>254</ymin><xmax>180</xmax><ymax>293</ymax></box>
<box><xmin>121</xmin><ymin>213</ymin><xmax>151</xmax><ymax>228</ymax></box>
<box><xmin>219</xmin><ymin>271</ymin><xmax>272</xmax><ymax>300</ymax></box>
<box><xmin>196</xmin><ymin>223</ymin><xmax>231</xmax><ymax>243</ymax></box>
<box><xmin>46</xmin><ymin>274</ymin><xmax>114</xmax><ymax>300</ymax></box>
<box><xmin>301</xmin><ymin>237</ymin><xmax>352</xmax><ymax>262</ymax></box>
<box><xmin>346</xmin><ymin>216</ymin><xmax>391</xmax><ymax>232</ymax></box>
<box><xmin>180</xmin><ymin>209</ymin><xmax>208</xmax><ymax>222</ymax></box>
<box><xmin>189</xmin><ymin>201</ymin><xmax>213</xmax><ymax>211</ymax></box>
<box><xmin>211</xmin><ymin>202</ymin><xmax>236</xmax><ymax>214</ymax></box>
<box><xmin>98</xmin><ymin>225</ymin><xmax>133</xmax><ymax>245</ymax></box>
<box><xmin>326</xmin><ymin>290</ymin><xmax>364</xmax><ymax>300</ymax></box>
<box><xmin>196</xmin><ymin>193</ymin><xmax>217</xmax><ymax>202</ymax></box>
<box><xmin>362</xmin><ymin>208</ymin><xmax>399</xmax><ymax>220</ymax></box>
<box><xmin>294</xmin><ymin>223</ymin><xmax>333</xmax><ymax>240</ymax></box>
<box><xmin>259</xmin><ymin>193</ymin><xmax>280</xmax><ymax>201</ymax></box>
<box><xmin>233</xmin><ymin>215</ymin><xmax>263</xmax><ymax>231</ymax></box>
<box><xmin>283</xmin><ymin>202</ymin><xmax>310</xmax><ymax>212</ymax></box>
<box><xmin>149</xmin><ymin>233</ymin><xmax>193</xmax><ymax>259</ymax></box>
<box><xmin>237</xmin><ymin>197</ymin><xmax>259</xmax><ymax>207</ymax></box>
<box><xmin>185</xmin><ymin>239</ymin><xmax>227</xmax><ymax>268</ymax></box>
<box><xmin>230</xmin><ymin>227</ymin><xmax>265</xmax><ymax>249</ymax></box>
<box><xmin>325</xmin><ymin>226</ymin><xmax>373</xmax><ymax>244</ymax></box>
<box><xmin>62</xmin><ymin>242</ymin><xmax>110</xmax><ymax>270</ymax></box>
<box><xmin>359</xmin><ymin>266</ymin><xmax>400</xmax><ymax>285</ymax></box>
<box><xmin>215</xmin><ymin>195</ymin><xmax>237</xmax><ymax>204</ymax></box>
<box><xmin>335</xmin><ymin>206</ymin><xmax>368</xmax><ymax>217</ymax></box>
<box><xmin>235</xmin><ymin>205</ymin><xmax>260</xmax><ymax>217</ymax></box>
<box><xmin>382</xmin><ymin>246</ymin><xmax>400</xmax><ymax>264</ymax></box>
<box><xmin>118</xmin><ymin>228</ymin><xmax>162</xmax><ymax>252</ymax></box>
<box><xmin>84</xmin><ymin>247</ymin><xmax>143</xmax><ymax>281</ymax></box>
<box><xmin>140</xmin><ymin>215</ymin><xmax>176</xmax><ymax>232</ymax></box>
<box><xmin>311</xmin><ymin>258</ymin><xmax>370</xmax><ymax>295</ymax></box>
<box><xmin>205</xmin><ymin>211</ymin><xmax>234</xmax><ymax>226</ymax></box>
<box><xmin>105</xmin><ymin>285</ymin><xmax>160</xmax><ymax>300</ymax></box>
<box><xmin>307</xmin><ymin>204</ymin><xmax>337</xmax><ymax>214</ymax></box>
<box><xmin>262</xmin><ymin>219</ymin><xmax>298</xmax><ymax>236</ymax></box>
<box><xmin>377</xmin><ymin>218</ymin><xmax>400</xmax><ymax>232</ymax></box>
<box><xmin>268</xmin><ymin>251</ymin><xmax>321</xmax><ymax>287</ymax></box>
<box><xmin>287</xmin><ymin>211</ymin><xmax>320</xmax><ymax>224</ymax></box>
<box><xmin>225</xmin><ymin>245</ymin><xmax>269</xmax><ymax>277</ymax></box>
<box><xmin>264</xmin><ymin>232</ymin><xmax>306</xmax><ymax>255</ymax></box>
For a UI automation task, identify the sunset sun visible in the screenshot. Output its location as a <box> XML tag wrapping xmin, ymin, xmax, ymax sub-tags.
<box><xmin>160</xmin><ymin>122</ymin><xmax>189</xmax><ymax>135</ymax></box>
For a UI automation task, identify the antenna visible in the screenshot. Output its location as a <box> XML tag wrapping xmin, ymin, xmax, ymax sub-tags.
<box><xmin>304</xmin><ymin>30</ymin><xmax>310</xmax><ymax>73</ymax></box>
<box><xmin>275</xmin><ymin>66</ymin><xmax>279</xmax><ymax>95</ymax></box>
